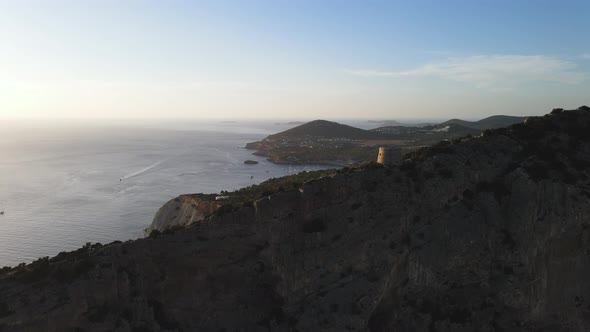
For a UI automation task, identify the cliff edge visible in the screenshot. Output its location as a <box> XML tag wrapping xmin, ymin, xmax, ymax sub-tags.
<box><xmin>145</xmin><ymin>194</ymin><xmax>223</xmax><ymax>237</ymax></box>
<box><xmin>1</xmin><ymin>106</ymin><xmax>590</xmax><ymax>332</ymax></box>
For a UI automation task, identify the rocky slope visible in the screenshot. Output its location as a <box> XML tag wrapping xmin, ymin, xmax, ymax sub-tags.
<box><xmin>1</xmin><ymin>107</ymin><xmax>590</xmax><ymax>331</ymax></box>
<box><xmin>144</xmin><ymin>194</ymin><xmax>223</xmax><ymax>237</ymax></box>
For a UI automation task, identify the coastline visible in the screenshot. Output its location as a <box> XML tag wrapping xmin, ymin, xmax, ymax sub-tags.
<box><xmin>0</xmin><ymin>123</ymin><xmax>332</xmax><ymax>268</ymax></box>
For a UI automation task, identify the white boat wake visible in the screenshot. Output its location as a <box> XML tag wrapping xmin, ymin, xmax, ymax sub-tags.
<box><xmin>121</xmin><ymin>160</ymin><xmax>165</xmax><ymax>180</ymax></box>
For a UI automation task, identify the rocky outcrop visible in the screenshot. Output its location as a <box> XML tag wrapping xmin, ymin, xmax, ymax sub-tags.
<box><xmin>1</xmin><ymin>107</ymin><xmax>590</xmax><ymax>331</ymax></box>
<box><xmin>145</xmin><ymin>195</ymin><xmax>222</xmax><ymax>236</ymax></box>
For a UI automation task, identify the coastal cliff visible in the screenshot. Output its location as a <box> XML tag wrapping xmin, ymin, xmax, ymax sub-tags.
<box><xmin>1</xmin><ymin>107</ymin><xmax>590</xmax><ymax>331</ymax></box>
<box><xmin>145</xmin><ymin>194</ymin><xmax>222</xmax><ymax>236</ymax></box>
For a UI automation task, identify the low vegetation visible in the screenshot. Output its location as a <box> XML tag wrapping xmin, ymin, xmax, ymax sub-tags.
<box><xmin>1</xmin><ymin>242</ymin><xmax>103</xmax><ymax>284</ymax></box>
<box><xmin>0</xmin><ymin>301</ymin><xmax>14</xmax><ymax>318</ymax></box>
<box><xmin>212</xmin><ymin>169</ymin><xmax>338</xmax><ymax>213</ymax></box>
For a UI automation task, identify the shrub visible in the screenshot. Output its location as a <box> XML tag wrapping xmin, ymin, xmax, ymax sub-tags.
<box><xmin>350</xmin><ymin>202</ymin><xmax>363</xmax><ymax>211</ymax></box>
<box><xmin>500</xmin><ymin>229</ymin><xmax>516</xmax><ymax>250</ymax></box>
<box><xmin>462</xmin><ymin>189</ymin><xmax>474</xmax><ymax>200</ymax></box>
<box><xmin>405</xmin><ymin>141</ymin><xmax>453</xmax><ymax>161</ymax></box>
<box><xmin>400</xmin><ymin>161</ymin><xmax>419</xmax><ymax>180</ymax></box>
<box><xmin>302</xmin><ymin>218</ymin><xmax>327</xmax><ymax>233</ymax></box>
<box><xmin>476</xmin><ymin>180</ymin><xmax>510</xmax><ymax>202</ymax></box>
<box><xmin>361</xmin><ymin>180</ymin><xmax>378</xmax><ymax>192</ymax></box>
<box><xmin>525</xmin><ymin>162</ymin><xmax>549</xmax><ymax>181</ymax></box>
<box><xmin>14</xmin><ymin>256</ymin><xmax>51</xmax><ymax>283</ymax></box>
<box><xmin>428</xmin><ymin>140</ymin><xmax>453</xmax><ymax>155</ymax></box>
<box><xmin>163</xmin><ymin>225</ymin><xmax>184</xmax><ymax>235</ymax></box>
<box><xmin>228</xmin><ymin>169</ymin><xmax>337</xmax><ymax>205</ymax></box>
<box><xmin>438</xmin><ymin>168</ymin><xmax>453</xmax><ymax>179</ymax></box>
<box><xmin>214</xmin><ymin>204</ymin><xmax>236</xmax><ymax>216</ymax></box>
<box><xmin>0</xmin><ymin>301</ymin><xmax>13</xmax><ymax>318</ymax></box>
<box><xmin>361</xmin><ymin>161</ymin><xmax>383</xmax><ymax>170</ymax></box>
<box><xmin>86</xmin><ymin>304</ymin><xmax>110</xmax><ymax>322</ymax></box>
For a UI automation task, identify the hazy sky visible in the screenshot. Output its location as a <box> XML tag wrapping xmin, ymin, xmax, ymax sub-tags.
<box><xmin>1</xmin><ymin>0</ymin><xmax>589</xmax><ymax>120</ymax></box>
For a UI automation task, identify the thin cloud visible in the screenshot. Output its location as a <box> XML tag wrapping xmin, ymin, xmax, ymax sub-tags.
<box><xmin>580</xmin><ymin>54</ymin><xmax>590</xmax><ymax>59</ymax></box>
<box><xmin>348</xmin><ymin>55</ymin><xmax>587</xmax><ymax>88</ymax></box>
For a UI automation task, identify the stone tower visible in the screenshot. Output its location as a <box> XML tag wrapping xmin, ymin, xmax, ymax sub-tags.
<box><xmin>377</xmin><ymin>147</ymin><xmax>396</xmax><ymax>166</ymax></box>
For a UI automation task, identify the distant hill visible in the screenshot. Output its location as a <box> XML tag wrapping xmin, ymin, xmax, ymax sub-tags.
<box><xmin>422</xmin><ymin>123</ymin><xmax>483</xmax><ymax>135</ymax></box>
<box><xmin>245</xmin><ymin>120</ymin><xmax>385</xmax><ymax>165</ymax></box>
<box><xmin>267</xmin><ymin>119</ymin><xmax>380</xmax><ymax>140</ymax></box>
<box><xmin>368</xmin><ymin>120</ymin><xmax>436</xmax><ymax>127</ymax></box>
<box><xmin>442</xmin><ymin>115</ymin><xmax>526</xmax><ymax>130</ymax></box>
<box><xmin>274</xmin><ymin>121</ymin><xmax>306</xmax><ymax>126</ymax></box>
<box><xmin>246</xmin><ymin>115</ymin><xmax>531</xmax><ymax>165</ymax></box>
<box><xmin>367</xmin><ymin>119</ymin><xmax>405</xmax><ymax>126</ymax></box>
<box><xmin>268</xmin><ymin>116</ymin><xmax>526</xmax><ymax>141</ymax></box>
<box><xmin>372</xmin><ymin>123</ymin><xmax>481</xmax><ymax>136</ymax></box>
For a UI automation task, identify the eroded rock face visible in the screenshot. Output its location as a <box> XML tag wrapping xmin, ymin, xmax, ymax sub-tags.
<box><xmin>1</xmin><ymin>108</ymin><xmax>590</xmax><ymax>332</ymax></box>
<box><xmin>145</xmin><ymin>195</ymin><xmax>223</xmax><ymax>236</ymax></box>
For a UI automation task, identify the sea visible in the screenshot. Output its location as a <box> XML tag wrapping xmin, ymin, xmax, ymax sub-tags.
<box><xmin>0</xmin><ymin>119</ymin><xmax>373</xmax><ymax>267</ymax></box>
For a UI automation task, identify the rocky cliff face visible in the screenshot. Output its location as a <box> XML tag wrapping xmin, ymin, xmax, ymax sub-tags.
<box><xmin>145</xmin><ymin>194</ymin><xmax>222</xmax><ymax>236</ymax></box>
<box><xmin>1</xmin><ymin>107</ymin><xmax>590</xmax><ymax>332</ymax></box>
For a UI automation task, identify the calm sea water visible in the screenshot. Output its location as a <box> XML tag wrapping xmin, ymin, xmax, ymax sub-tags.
<box><xmin>0</xmin><ymin>120</ymin><xmax>334</xmax><ymax>267</ymax></box>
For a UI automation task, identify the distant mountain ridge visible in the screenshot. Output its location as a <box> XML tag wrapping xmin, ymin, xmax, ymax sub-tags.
<box><xmin>442</xmin><ymin>115</ymin><xmax>527</xmax><ymax>130</ymax></box>
<box><xmin>371</xmin><ymin>122</ymin><xmax>482</xmax><ymax>137</ymax></box>
<box><xmin>268</xmin><ymin>115</ymin><xmax>528</xmax><ymax>140</ymax></box>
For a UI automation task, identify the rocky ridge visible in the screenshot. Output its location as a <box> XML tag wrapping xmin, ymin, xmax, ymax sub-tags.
<box><xmin>1</xmin><ymin>107</ymin><xmax>590</xmax><ymax>331</ymax></box>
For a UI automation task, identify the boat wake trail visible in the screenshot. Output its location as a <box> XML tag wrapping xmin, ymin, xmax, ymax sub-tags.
<box><xmin>122</xmin><ymin>160</ymin><xmax>165</xmax><ymax>180</ymax></box>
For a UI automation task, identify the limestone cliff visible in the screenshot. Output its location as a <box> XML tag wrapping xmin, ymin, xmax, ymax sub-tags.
<box><xmin>145</xmin><ymin>194</ymin><xmax>222</xmax><ymax>236</ymax></box>
<box><xmin>1</xmin><ymin>107</ymin><xmax>590</xmax><ymax>332</ymax></box>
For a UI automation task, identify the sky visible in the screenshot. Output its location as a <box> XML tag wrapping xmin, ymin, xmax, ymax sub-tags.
<box><xmin>0</xmin><ymin>0</ymin><xmax>589</xmax><ymax>120</ymax></box>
